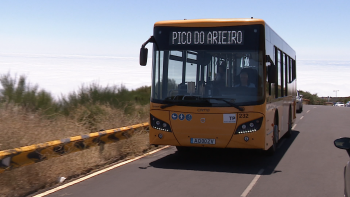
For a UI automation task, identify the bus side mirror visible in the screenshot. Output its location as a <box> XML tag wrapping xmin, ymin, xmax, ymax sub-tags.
<box><xmin>140</xmin><ymin>36</ymin><xmax>155</xmax><ymax>66</ymax></box>
<box><xmin>140</xmin><ymin>47</ymin><xmax>148</xmax><ymax>66</ymax></box>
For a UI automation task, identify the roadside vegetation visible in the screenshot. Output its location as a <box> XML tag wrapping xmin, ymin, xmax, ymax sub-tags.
<box><xmin>298</xmin><ymin>90</ymin><xmax>350</xmax><ymax>105</ymax></box>
<box><xmin>0</xmin><ymin>73</ymin><xmax>153</xmax><ymax>197</ymax></box>
<box><xmin>0</xmin><ymin>73</ymin><xmax>151</xmax><ymax>149</ymax></box>
<box><xmin>298</xmin><ymin>90</ymin><xmax>326</xmax><ymax>105</ymax></box>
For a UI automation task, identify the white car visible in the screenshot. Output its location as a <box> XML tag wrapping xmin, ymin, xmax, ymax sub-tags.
<box><xmin>335</xmin><ymin>102</ymin><xmax>345</xmax><ymax>107</ymax></box>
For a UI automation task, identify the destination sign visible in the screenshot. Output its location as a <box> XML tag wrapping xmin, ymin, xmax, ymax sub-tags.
<box><xmin>170</xmin><ymin>30</ymin><xmax>243</xmax><ymax>45</ymax></box>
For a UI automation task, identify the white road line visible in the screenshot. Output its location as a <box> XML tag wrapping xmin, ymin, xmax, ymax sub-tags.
<box><xmin>292</xmin><ymin>124</ymin><xmax>297</xmax><ymax>130</ymax></box>
<box><xmin>241</xmin><ymin>169</ymin><xmax>264</xmax><ymax>197</ymax></box>
<box><xmin>306</xmin><ymin>110</ymin><xmax>310</xmax><ymax>113</ymax></box>
<box><xmin>33</xmin><ymin>146</ymin><xmax>170</xmax><ymax>197</ymax></box>
<box><xmin>300</xmin><ymin>116</ymin><xmax>304</xmax><ymax>120</ymax></box>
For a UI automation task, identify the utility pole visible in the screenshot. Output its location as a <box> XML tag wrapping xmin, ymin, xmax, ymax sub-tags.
<box><xmin>333</xmin><ymin>90</ymin><xmax>339</xmax><ymax>97</ymax></box>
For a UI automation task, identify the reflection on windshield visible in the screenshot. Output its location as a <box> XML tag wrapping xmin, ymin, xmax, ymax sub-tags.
<box><xmin>152</xmin><ymin>50</ymin><xmax>264</xmax><ymax>106</ymax></box>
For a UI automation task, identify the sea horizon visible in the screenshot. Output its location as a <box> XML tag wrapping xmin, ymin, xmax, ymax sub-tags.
<box><xmin>0</xmin><ymin>53</ymin><xmax>349</xmax><ymax>98</ymax></box>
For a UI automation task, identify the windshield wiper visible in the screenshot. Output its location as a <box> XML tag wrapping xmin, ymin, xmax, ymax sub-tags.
<box><xmin>159</xmin><ymin>98</ymin><xmax>244</xmax><ymax>110</ymax></box>
<box><xmin>160</xmin><ymin>103</ymin><xmax>178</xmax><ymax>109</ymax></box>
<box><xmin>209</xmin><ymin>98</ymin><xmax>244</xmax><ymax>111</ymax></box>
<box><xmin>160</xmin><ymin>99</ymin><xmax>211</xmax><ymax>109</ymax></box>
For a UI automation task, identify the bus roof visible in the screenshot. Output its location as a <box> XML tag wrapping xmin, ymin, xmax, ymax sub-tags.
<box><xmin>154</xmin><ymin>18</ymin><xmax>265</xmax><ymax>27</ymax></box>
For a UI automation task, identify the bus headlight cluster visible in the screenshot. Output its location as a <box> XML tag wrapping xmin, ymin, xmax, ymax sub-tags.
<box><xmin>235</xmin><ymin>117</ymin><xmax>263</xmax><ymax>134</ymax></box>
<box><xmin>150</xmin><ymin>114</ymin><xmax>172</xmax><ymax>132</ymax></box>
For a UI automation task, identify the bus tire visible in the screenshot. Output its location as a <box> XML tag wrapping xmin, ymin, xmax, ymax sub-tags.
<box><xmin>266</xmin><ymin>124</ymin><xmax>279</xmax><ymax>156</ymax></box>
<box><xmin>286</xmin><ymin>109</ymin><xmax>292</xmax><ymax>138</ymax></box>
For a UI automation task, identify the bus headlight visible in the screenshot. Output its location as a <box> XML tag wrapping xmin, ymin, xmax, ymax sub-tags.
<box><xmin>235</xmin><ymin>117</ymin><xmax>263</xmax><ymax>134</ymax></box>
<box><xmin>150</xmin><ymin>114</ymin><xmax>172</xmax><ymax>132</ymax></box>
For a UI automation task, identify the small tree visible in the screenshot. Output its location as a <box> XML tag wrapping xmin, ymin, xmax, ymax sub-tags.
<box><xmin>298</xmin><ymin>90</ymin><xmax>325</xmax><ymax>105</ymax></box>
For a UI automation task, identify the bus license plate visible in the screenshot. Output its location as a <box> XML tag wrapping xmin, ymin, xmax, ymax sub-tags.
<box><xmin>190</xmin><ymin>138</ymin><xmax>216</xmax><ymax>145</ymax></box>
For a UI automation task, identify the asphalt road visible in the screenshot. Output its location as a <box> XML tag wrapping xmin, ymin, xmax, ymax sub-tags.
<box><xmin>37</xmin><ymin>105</ymin><xmax>350</xmax><ymax>197</ymax></box>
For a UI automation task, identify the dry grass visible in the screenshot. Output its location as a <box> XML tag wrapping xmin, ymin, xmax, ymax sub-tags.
<box><xmin>0</xmin><ymin>104</ymin><xmax>149</xmax><ymax>150</ymax></box>
<box><xmin>0</xmin><ymin>104</ymin><xmax>154</xmax><ymax>197</ymax></box>
<box><xmin>0</xmin><ymin>104</ymin><xmax>85</xmax><ymax>150</ymax></box>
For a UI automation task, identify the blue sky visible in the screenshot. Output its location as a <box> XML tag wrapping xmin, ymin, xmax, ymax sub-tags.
<box><xmin>1</xmin><ymin>0</ymin><xmax>349</xmax><ymax>60</ymax></box>
<box><xmin>0</xmin><ymin>1</ymin><xmax>350</xmax><ymax>97</ymax></box>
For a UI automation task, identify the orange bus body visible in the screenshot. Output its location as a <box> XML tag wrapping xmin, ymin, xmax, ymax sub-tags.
<box><xmin>144</xmin><ymin>18</ymin><xmax>296</xmax><ymax>151</ymax></box>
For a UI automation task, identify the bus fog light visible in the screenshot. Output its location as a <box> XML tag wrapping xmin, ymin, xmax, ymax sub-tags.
<box><xmin>158</xmin><ymin>133</ymin><xmax>163</xmax><ymax>139</ymax></box>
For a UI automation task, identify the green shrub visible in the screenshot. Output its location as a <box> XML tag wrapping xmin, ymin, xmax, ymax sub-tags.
<box><xmin>58</xmin><ymin>83</ymin><xmax>150</xmax><ymax>115</ymax></box>
<box><xmin>0</xmin><ymin>73</ymin><xmax>151</xmax><ymax>129</ymax></box>
<box><xmin>298</xmin><ymin>90</ymin><xmax>325</xmax><ymax>105</ymax></box>
<box><xmin>0</xmin><ymin>73</ymin><xmax>58</xmax><ymax>116</ymax></box>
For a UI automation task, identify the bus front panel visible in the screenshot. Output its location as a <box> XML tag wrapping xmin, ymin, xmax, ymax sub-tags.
<box><xmin>149</xmin><ymin>23</ymin><xmax>267</xmax><ymax>150</ymax></box>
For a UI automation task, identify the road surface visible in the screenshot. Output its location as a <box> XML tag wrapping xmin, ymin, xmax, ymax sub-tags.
<box><xmin>34</xmin><ymin>105</ymin><xmax>350</xmax><ymax>197</ymax></box>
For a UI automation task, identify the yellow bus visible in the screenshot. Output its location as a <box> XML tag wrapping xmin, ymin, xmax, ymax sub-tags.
<box><xmin>139</xmin><ymin>18</ymin><xmax>297</xmax><ymax>154</ymax></box>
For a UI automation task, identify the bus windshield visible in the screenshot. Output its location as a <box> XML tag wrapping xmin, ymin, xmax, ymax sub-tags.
<box><xmin>151</xmin><ymin>25</ymin><xmax>264</xmax><ymax>107</ymax></box>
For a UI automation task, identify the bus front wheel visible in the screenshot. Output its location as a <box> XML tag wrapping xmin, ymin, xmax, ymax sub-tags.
<box><xmin>266</xmin><ymin>124</ymin><xmax>279</xmax><ymax>156</ymax></box>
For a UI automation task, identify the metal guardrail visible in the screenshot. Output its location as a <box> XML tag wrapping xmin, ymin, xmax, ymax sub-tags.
<box><xmin>0</xmin><ymin>122</ymin><xmax>149</xmax><ymax>174</ymax></box>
